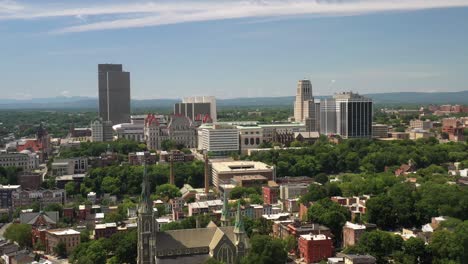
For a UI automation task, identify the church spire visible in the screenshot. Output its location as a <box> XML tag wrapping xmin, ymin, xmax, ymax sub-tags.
<box><xmin>221</xmin><ymin>191</ymin><xmax>229</xmax><ymax>227</ymax></box>
<box><xmin>234</xmin><ymin>201</ymin><xmax>244</xmax><ymax>234</ymax></box>
<box><xmin>139</xmin><ymin>162</ymin><xmax>152</xmax><ymax>214</ymax></box>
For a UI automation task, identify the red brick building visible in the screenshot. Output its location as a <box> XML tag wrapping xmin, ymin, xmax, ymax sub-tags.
<box><xmin>298</xmin><ymin>234</ymin><xmax>334</xmax><ymax>263</ymax></box>
<box><xmin>343</xmin><ymin>221</ymin><xmax>367</xmax><ymax>247</ymax></box>
<box><xmin>262</xmin><ymin>184</ymin><xmax>279</xmax><ymax>205</ymax></box>
<box><xmin>94</xmin><ymin>223</ymin><xmax>118</xmax><ymax>239</ymax></box>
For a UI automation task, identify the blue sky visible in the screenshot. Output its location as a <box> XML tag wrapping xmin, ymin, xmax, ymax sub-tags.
<box><xmin>1</xmin><ymin>0</ymin><xmax>468</xmax><ymax>99</ymax></box>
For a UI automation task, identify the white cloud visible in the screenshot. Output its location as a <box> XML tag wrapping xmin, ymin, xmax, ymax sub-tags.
<box><xmin>2</xmin><ymin>0</ymin><xmax>468</xmax><ymax>33</ymax></box>
<box><xmin>60</xmin><ymin>90</ymin><xmax>70</xmax><ymax>97</ymax></box>
<box><xmin>0</xmin><ymin>0</ymin><xmax>23</xmax><ymax>14</ymax></box>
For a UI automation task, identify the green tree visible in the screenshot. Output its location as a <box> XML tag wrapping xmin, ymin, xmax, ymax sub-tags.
<box><xmin>428</xmin><ymin>230</ymin><xmax>464</xmax><ymax>262</ymax></box>
<box><xmin>65</xmin><ymin>182</ymin><xmax>77</xmax><ymax>196</ymax></box>
<box><xmin>204</xmin><ymin>258</ymin><xmax>224</xmax><ymax>264</ymax></box>
<box><xmin>283</xmin><ymin>235</ymin><xmax>297</xmax><ymax>253</ymax></box>
<box><xmin>355</xmin><ymin>230</ymin><xmax>401</xmax><ymax>263</ymax></box>
<box><xmin>54</xmin><ymin>241</ymin><xmax>67</xmax><ymax>258</ymax></box>
<box><xmin>101</xmin><ymin>176</ymin><xmax>121</xmax><ymax>195</ymax></box>
<box><xmin>161</xmin><ymin>139</ymin><xmax>177</xmax><ymax>151</ymax></box>
<box><xmin>44</xmin><ymin>203</ymin><xmax>63</xmax><ymax>217</ymax></box>
<box><xmin>4</xmin><ymin>224</ymin><xmax>32</xmax><ymax>248</ymax></box>
<box><xmin>241</xmin><ymin>235</ymin><xmax>287</xmax><ymax>264</ymax></box>
<box><xmin>299</xmin><ymin>184</ymin><xmax>327</xmax><ymax>205</ymax></box>
<box><xmin>307</xmin><ymin>198</ymin><xmax>350</xmax><ymax>241</ymax></box>
<box><xmin>80</xmin><ymin>229</ymin><xmax>90</xmax><ymax>243</ymax></box>
<box><xmin>402</xmin><ymin>237</ymin><xmax>426</xmax><ymax>263</ymax></box>
<box><xmin>155</xmin><ymin>183</ymin><xmax>181</xmax><ymax>201</ymax></box>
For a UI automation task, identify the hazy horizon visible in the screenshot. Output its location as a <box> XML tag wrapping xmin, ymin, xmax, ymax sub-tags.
<box><xmin>1</xmin><ymin>0</ymin><xmax>468</xmax><ymax>99</ymax></box>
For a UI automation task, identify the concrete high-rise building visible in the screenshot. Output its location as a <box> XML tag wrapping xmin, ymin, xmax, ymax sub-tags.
<box><xmin>98</xmin><ymin>64</ymin><xmax>131</xmax><ymax>124</ymax></box>
<box><xmin>334</xmin><ymin>92</ymin><xmax>373</xmax><ymax>139</ymax></box>
<box><xmin>294</xmin><ymin>80</ymin><xmax>319</xmax><ymax>132</ymax></box>
<box><xmin>294</xmin><ymin>80</ymin><xmax>313</xmax><ymax>122</ymax></box>
<box><xmin>319</xmin><ymin>98</ymin><xmax>338</xmax><ymax>135</ymax></box>
<box><xmin>174</xmin><ymin>96</ymin><xmax>217</xmax><ymax>123</ymax></box>
<box><xmin>91</xmin><ymin>118</ymin><xmax>113</xmax><ymax>142</ymax></box>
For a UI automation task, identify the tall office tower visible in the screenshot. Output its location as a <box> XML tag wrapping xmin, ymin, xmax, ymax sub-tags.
<box><xmin>334</xmin><ymin>92</ymin><xmax>373</xmax><ymax>139</ymax></box>
<box><xmin>294</xmin><ymin>80</ymin><xmax>313</xmax><ymax>122</ymax></box>
<box><xmin>98</xmin><ymin>64</ymin><xmax>131</xmax><ymax>125</ymax></box>
<box><xmin>294</xmin><ymin>80</ymin><xmax>319</xmax><ymax>131</ymax></box>
<box><xmin>320</xmin><ymin>98</ymin><xmax>337</xmax><ymax>135</ymax></box>
<box><xmin>174</xmin><ymin>96</ymin><xmax>217</xmax><ymax>123</ymax></box>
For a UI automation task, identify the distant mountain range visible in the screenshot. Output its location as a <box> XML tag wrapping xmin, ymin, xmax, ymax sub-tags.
<box><xmin>0</xmin><ymin>91</ymin><xmax>467</xmax><ymax>110</ymax></box>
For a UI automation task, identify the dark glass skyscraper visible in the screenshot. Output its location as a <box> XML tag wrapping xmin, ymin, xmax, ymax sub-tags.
<box><xmin>98</xmin><ymin>64</ymin><xmax>130</xmax><ymax>124</ymax></box>
<box><xmin>334</xmin><ymin>92</ymin><xmax>373</xmax><ymax>139</ymax></box>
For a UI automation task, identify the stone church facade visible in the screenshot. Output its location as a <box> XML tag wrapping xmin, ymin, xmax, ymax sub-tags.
<box><xmin>137</xmin><ymin>166</ymin><xmax>249</xmax><ymax>264</ymax></box>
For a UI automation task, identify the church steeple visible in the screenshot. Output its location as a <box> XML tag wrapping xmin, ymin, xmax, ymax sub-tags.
<box><xmin>234</xmin><ymin>201</ymin><xmax>244</xmax><ymax>234</ymax></box>
<box><xmin>220</xmin><ymin>191</ymin><xmax>230</xmax><ymax>227</ymax></box>
<box><xmin>137</xmin><ymin>162</ymin><xmax>157</xmax><ymax>264</ymax></box>
<box><xmin>139</xmin><ymin>163</ymin><xmax>152</xmax><ymax>214</ymax></box>
<box><xmin>234</xmin><ymin>200</ymin><xmax>248</xmax><ymax>258</ymax></box>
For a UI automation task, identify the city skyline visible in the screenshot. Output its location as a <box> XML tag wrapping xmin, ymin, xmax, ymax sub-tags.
<box><xmin>1</xmin><ymin>0</ymin><xmax>468</xmax><ymax>99</ymax></box>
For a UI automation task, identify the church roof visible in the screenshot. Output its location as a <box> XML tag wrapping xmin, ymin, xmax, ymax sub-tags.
<box><xmin>20</xmin><ymin>211</ymin><xmax>58</xmax><ymax>225</ymax></box>
<box><xmin>155</xmin><ymin>226</ymin><xmax>236</xmax><ymax>251</ymax></box>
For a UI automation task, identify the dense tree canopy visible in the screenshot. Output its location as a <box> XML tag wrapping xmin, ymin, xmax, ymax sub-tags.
<box><xmin>241</xmin><ymin>235</ymin><xmax>287</xmax><ymax>264</ymax></box>
<box><xmin>4</xmin><ymin>224</ymin><xmax>32</xmax><ymax>248</ymax></box>
<box><xmin>246</xmin><ymin>138</ymin><xmax>467</xmax><ymax>177</ymax></box>
<box><xmin>84</xmin><ymin>160</ymin><xmax>204</xmax><ymax>197</ymax></box>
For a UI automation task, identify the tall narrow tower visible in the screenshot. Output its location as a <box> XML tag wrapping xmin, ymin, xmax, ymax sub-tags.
<box><xmin>294</xmin><ymin>80</ymin><xmax>313</xmax><ymax>122</ymax></box>
<box><xmin>220</xmin><ymin>191</ymin><xmax>230</xmax><ymax>227</ymax></box>
<box><xmin>169</xmin><ymin>152</ymin><xmax>175</xmax><ymax>185</ymax></box>
<box><xmin>294</xmin><ymin>79</ymin><xmax>319</xmax><ymax>131</ymax></box>
<box><xmin>204</xmin><ymin>154</ymin><xmax>210</xmax><ymax>194</ymax></box>
<box><xmin>234</xmin><ymin>201</ymin><xmax>249</xmax><ymax>258</ymax></box>
<box><xmin>137</xmin><ymin>164</ymin><xmax>156</xmax><ymax>264</ymax></box>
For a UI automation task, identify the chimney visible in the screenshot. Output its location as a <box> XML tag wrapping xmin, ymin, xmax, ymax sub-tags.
<box><xmin>204</xmin><ymin>153</ymin><xmax>209</xmax><ymax>194</ymax></box>
<box><xmin>169</xmin><ymin>152</ymin><xmax>175</xmax><ymax>185</ymax></box>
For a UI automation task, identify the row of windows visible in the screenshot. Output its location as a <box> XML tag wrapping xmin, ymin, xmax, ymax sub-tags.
<box><xmin>243</xmin><ymin>138</ymin><xmax>260</xmax><ymax>146</ymax></box>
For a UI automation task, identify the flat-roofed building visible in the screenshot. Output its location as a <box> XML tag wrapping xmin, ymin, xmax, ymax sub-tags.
<box><xmin>232</xmin><ymin>175</ymin><xmax>268</xmax><ymax>188</ymax></box>
<box><xmin>12</xmin><ymin>189</ymin><xmax>66</xmax><ymax>208</ymax></box>
<box><xmin>174</xmin><ymin>96</ymin><xmax>217</xmax><ymax>123</ymax></box>
<box><xmin>94</xmin><ymin>223</ymin><xmax>117</xmax><ymax>239</ymax></box>
<box><xmin>188</xmin><ymin>199</ymin><xmax>223</xmax><ymax>216</ymax></box>
<box><xmin>0</xmin><ymin>185</ymin><xmax>21</xmax><ymax>208</ymax></box>
<box><xmin>0</xmin><ymin>151</ymin><xmax>39</xmax><ymax>171</ymax></box>
<box><xmin>17</xmin><ymin>172</ymin><xmax>42</xmax><ymax>190</ymax></box>
<box><xmin>299</xmin><ymin>234</ymin><xmax>334</xmax><ymax>263</ymax></box>
<box><xmin>51</xmin><ymin>160</ymin><xmax>74</xmax><ymax>176</ymax></box>
<box><xmin>343</xmin><ymin>221</ymin><xmax>367</xmax><ymax>247</ymax></box>
<box><xmin>238</xmin><ymin>126</ymin><xmax>264</xmax><ymax>154</ymax></box>
<box><xmin>45</xmin><ymin>228</ymin><xmax>80</xmax><ymax>254</ymax></box>
<box><xmin>198</xmin><ymin>124</ymin><xmax>239</xmax><ymax>156</ymax></box>
<box><xmin>372</xmin><ymin>124</ymin><xmax>388</xmax><ymax>138</ymax></box>
<box><xmin>410</xmin><ymin>119</ymin><xmax>433</xmax><ymax>130</ymax></box>
<box><xmin>211</xmin><ymin>161</ymin><xmax>274</xmax><ymax>189</ymax></box>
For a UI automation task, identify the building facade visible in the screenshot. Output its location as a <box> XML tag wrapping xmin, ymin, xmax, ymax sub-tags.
<box><xmin>12</xmin><ymin>189</ymin><xmax>66</xmax><ymax>208</ymax></box>
<box><xmin>211</xmin><ymin>161</ymin><xmax>274</xmax><ymax>189</ymax></box>
<box><xmin>198</xmin><ymin>124</ymin><xmax>239</xmax><ymax>155</ymax></box>
<box><xmin>0</xmin><ymin>151</ymin><xmax>39</xmax><ymax>171</ymax></box>
<box><xmin>45</xmin><ymin>229</ymin><xmax>80</xmax><ymax>254</ymax></box>
<box><xmin>174</xmin><ymin>96</ymin><xmax>217</xmax><ymax>123</ymax></box>
<box><xmin>91</xmin><ymin>118</ymin><xmax>114</xmax><ymax>142</ymax></box>
<box><xmin>334</xmin><ymin>92</ymin><xmax>373</xmax><ymax>139</ymax></box>
<box><xmin>145</xmin><ymin>114</ymin><xmax>197</xmax><ymax>151</ymax></box>
<box><xmin>0</xmin><ymin>185</ymin><xmax>21</xmax><ymax>208</ymax></box>
<box><xmin>298</xmin><ymin>234</ymin><xmax>334</xmax><ymax>263</ymax></box>
<box><xmin>98</xmin><ymin>64</ymin><xmax>131</xmax><ymax>124</ymax></box>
